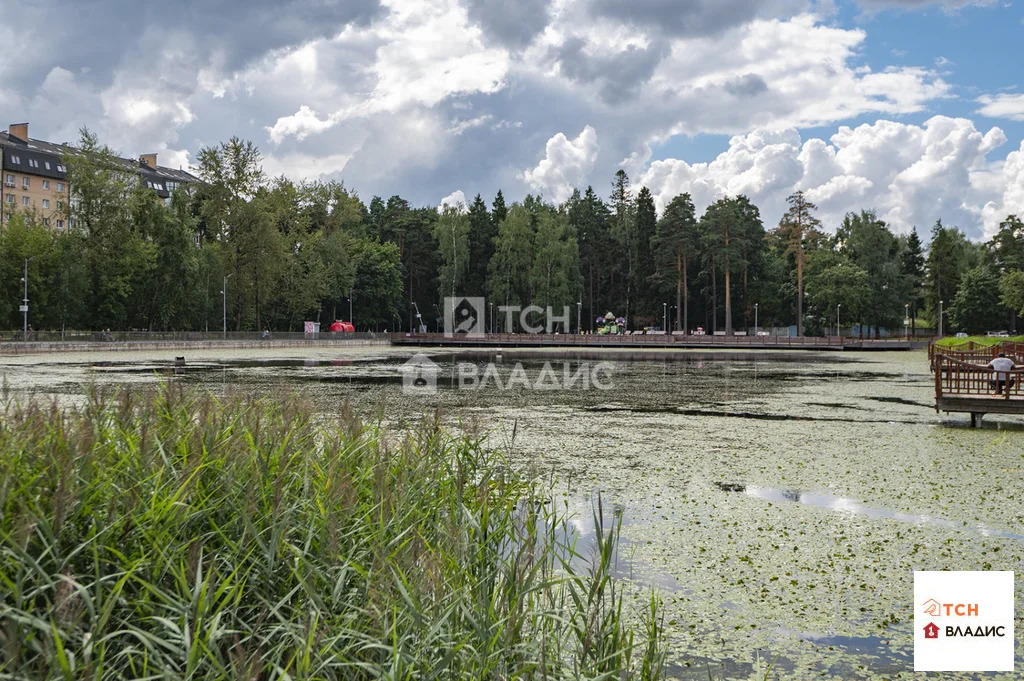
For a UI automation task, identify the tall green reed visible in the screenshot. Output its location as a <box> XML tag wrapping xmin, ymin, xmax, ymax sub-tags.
<box><xmin>0</xmin><ymin>384</ymin><xmax>663</xmax><ymax>680</ymax></box>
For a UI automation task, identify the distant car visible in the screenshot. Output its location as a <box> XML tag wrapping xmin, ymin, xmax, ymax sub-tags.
<box><xmin>986</xmin><ymin>331</ymin><xmax>1009</xmax><ymax>337</ymax></box>
<box><xmin>955</xmin><ymin>332</ymin><xmax>968</xmax><ymax>338</ymax></box>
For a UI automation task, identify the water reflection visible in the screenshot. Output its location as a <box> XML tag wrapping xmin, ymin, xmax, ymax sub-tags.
<box><xmin>716</xmin><ymin>482</ymin><xmax>1024</xmax><ymax>541</ymax></box>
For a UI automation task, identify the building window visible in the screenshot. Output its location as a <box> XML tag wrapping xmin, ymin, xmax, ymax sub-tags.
<box><xmin>57</xmin><ymin>183</ymin><xmax>65</xmax><ymax>192</ymax></box>
<box><xmin>57</xmin><ymin>219</ymin><xmax>65</xmax><ymax>230</ymax></box>
<box><xmin>4</xmin><ymin>173</ymin><xmax>12</xmax><ymax>186</ymax></box>
<box><xmin>28</xmin><ymin>158</ymin><xmax>39</xmax><ymax>168</ymax></box>
<box><xmin>22</xmin><ymin>196</ymin><xmax>30</xmax><ymax>206</ymax></box>
<box><xmin>42</xmin><ymin>218</ymin><xmax>50</xmax><ymax>226</ymax></box>
<box><xmin>56</xmin><ymin>164</ymin><xmax>66</xmax><ymax>172</ymax></box>
<box><xmin>57</xmin><ymin>201</ymin><xmax>65</xmax><ymax>211</ymax></box>
<box><xmin>43</xmin><ymin>199</ymin><xmax>50</xmax><ymax>209</ymax></box>
<box><xmin>5</xmin><ymin>194</ymin><xmax>13</xmax><ymax>204</ymax></box>
<box><xmin>22</xmin><ymin>177</ymin><xmax>29</xmax><ymax>189</ymax></box>
<box><xmin>45</xmin><ymin>161</ymin><xmax>51</xmax><ymax>170</ymax></box>
<box><xmin>10</xmin><ymin>155</ymin><xmax>20</xmax><ymax>164</ymax></box>
<box><xmin>43</xmin><ymin>180</ymin><xmax>50</xmax><ymax>189</ymax></box>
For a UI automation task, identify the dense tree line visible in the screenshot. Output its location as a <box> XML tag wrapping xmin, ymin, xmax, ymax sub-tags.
<box><xmin>3</xmin><ymin>131</ymin><xmax>1024</xmax><ymax>335</ymax></box>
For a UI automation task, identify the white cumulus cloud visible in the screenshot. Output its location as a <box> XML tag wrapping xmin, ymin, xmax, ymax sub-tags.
<box><xmin>635</xmin><ymin>116</ymin><xmax>1014</xmax><ymax>240</ymax></box>
<box><xmin>439</xmin><ymin>189</ymin><xmax>468</xmax><ymax>211</ymax></box>
<box><xmin>522</xmin><ymin>125</ymin><xmax>600</xmax><ymax>203</ymax></box>
<box><xmin>976</xmin><ymin>93</ymin><xmax>1024</xmax><ymax>122</ymax></box>
<box><xmin>266</xmin><ymin>105</ymin><xmax>337</xmax><ymax>144</ymax></box>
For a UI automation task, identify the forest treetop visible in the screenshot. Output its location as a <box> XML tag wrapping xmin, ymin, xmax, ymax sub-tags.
<box><xmin>2</xmin><ymin>130</ymin><xmax>1023</xmax><ymax>336</ymax></box>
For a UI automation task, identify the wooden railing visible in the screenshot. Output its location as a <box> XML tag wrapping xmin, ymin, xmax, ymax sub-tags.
<box><xmin>928</xmin><ymin>341</ymin><xmax>1024</xmax><ymax>370</ymax></box>
<box><xmin>933</xmin><ymin>353</ymin><xmax>1024</xmax><ymax>400</ymax></box>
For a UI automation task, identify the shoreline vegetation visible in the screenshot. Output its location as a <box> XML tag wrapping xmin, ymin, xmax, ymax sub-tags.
<box><xmin>4</xmin><ymin>129</ymin><xmax>1023</xmax><ymax>339</ymax></box>
<box><xmin>0</xmin><ymin>385</ymin><xmax>666</xmax><ymax>680</ymax></box>
<box><xmin>934</xmin><ymin>335</ymin><xmax>1024</xmax><ymax>348</ymax></box>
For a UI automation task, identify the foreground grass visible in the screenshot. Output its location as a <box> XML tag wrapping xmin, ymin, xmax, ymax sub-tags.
<box><xmin>934</xmin><ymin>335</ymin><xmax>1024</xmax><ymax>348</ymax></box>
<box><xmin>0</xmin><ymin>385</ymin><xmax>664</xmax><ymax>680</ymax></box>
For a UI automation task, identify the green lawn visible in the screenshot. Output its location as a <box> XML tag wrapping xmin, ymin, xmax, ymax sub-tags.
<box><xmin>934</xmin><ymin>335</ymin><xmax>1024</xmax><ymax>348</ymax></box>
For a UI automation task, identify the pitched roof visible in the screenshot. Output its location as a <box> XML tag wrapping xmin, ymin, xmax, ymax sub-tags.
<box><xmin>0</xmin><ymin>131</ymin><xmax>199</xmax><ymax>185</ymax></box>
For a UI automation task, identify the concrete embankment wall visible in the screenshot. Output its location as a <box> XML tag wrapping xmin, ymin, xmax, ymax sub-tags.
<box><xmin>0</xmin><ymin>339</ymin><xmax>388</xmax><ymax>356</ymax></box>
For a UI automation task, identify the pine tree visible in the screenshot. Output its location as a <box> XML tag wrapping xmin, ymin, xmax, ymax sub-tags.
<box><xmin>634</xmin><ymin>187</ymin><xmax>658</xmax><ymax>321</ymax></box>
<box><xmin>901</xmin><ymin>227</ymin><xmax>925</xmax><ymax>334</ymax></box>
<box><xmin>729</xmin><ymin>195</ymin><xmax>765</xmax><ymax>331</ymax></box>
<box><xmin>777</xmin><ymin>191</ymin><xmax>823</xmax><ymax>336</ymax></box>
<box><xmin>491</xmin><ymin>190</ymin><xmax>508</xmax><ymax>227</ymax></box>
<box><xmin>567</xmin><ymin>186</ymin><xmax>610</xmax><ymax>330</ymax></box>
<box><xmin>609</xmin><ymin>170</ymin><xmax>636</xmax><ymax>323</ymax></box>
<box><xmin>701</xmin><ymin>198</ymin><xmax>747</xmax><ymax>335</ymax></box>
<box><xmin>466</xmin><ymin>194</ymin><xmax>493</xmax><ymax>296</ymax></box>
<box><xmin>652</xmin><ymin>193</ymin><xmax>698</xmax><ymax>332</ymax></box>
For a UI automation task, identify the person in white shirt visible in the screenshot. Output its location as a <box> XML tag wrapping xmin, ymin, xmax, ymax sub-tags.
<box><xmin>987</xmin><ymin>352</ymin><xmax>1017</xmax><ymax>394</ymax></box>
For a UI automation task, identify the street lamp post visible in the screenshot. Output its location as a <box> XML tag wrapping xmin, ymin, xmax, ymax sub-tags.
<box><xmin>349</xmin><ymin>289</ymin><xmax>354</xmax><ymax>328</ymax></box>
<box><xmin>489</xmin><ymin>302</ymin><xmax>494</xmax><ymax>334</ymax></box>
<box><xmin>837</xmin><ymin>304</ymin><xmax>841</xmax><ymax>338</ymax></box>
<box><xmin>754</xmin><ymin>303</ymin><xmax>758</xmax><ymax>337</ymax></box>
<box><xmin>905</xmin><ymin>303</ymin><xmax>909</xmax><ymax>341</ymax></box>
<box><xmin>21</xmin><ymin>257</ymin><xmax>33</xmax><ymax>340</ymax></box>
<box><xmin>938</xmin><ymin>300</ymin><xmax>943</xmax><ymax>337</ymax></box>
<box><xmin>663</xmin><ymin>302</ymin><xmax>667</xmax><ymax>332</ymax></box>
<box><xmin>577</xmin><ymin>301</ymin><xmax>582</xmax><ymax>334</ymax></box>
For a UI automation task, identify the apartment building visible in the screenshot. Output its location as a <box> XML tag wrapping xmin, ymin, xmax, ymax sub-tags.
<box><xmin>0</xmin><ymin>122</ymin><xmax>199</xmax><ymax>230</ymax></box>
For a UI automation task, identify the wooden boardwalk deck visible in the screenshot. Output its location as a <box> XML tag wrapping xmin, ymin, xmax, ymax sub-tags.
<box><xmin>933</xmin><ymin>352</ymin><xmax>1024</xmax><ymax>426</ymax></box>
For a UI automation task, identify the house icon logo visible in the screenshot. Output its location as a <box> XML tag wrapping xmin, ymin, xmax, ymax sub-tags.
<box><xmin>398</xmin><ymin>354</ymin><xmax>440</xmax><ymax>394</ymax></box>
<box><xmin>923</xmin><ymin>622</ymin><xmax>940</xmax><ymax>640</ymax></box>
<box><xmin>923</xmin><ymin>598</ymin><xmax>942</xmax><ymax>617</ymax></box>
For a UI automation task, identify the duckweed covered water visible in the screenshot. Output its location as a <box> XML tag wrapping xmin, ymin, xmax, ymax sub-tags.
<box><xmin>3</xmin><ymin>346</ymin><xmax>1022</xmax><ymax>679</ymax></box>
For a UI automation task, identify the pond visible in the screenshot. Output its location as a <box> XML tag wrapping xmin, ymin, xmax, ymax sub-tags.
<box><xmin>3</xmin><ymin>346</ymin><xmax>1022</xmax><ymax>679</ymax></box>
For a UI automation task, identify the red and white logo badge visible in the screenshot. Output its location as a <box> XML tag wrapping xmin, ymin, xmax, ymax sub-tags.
<box><xmin>914</xmin><ymin>571</ymin><xmax>1014</xmax><ymax>672</ymax></box>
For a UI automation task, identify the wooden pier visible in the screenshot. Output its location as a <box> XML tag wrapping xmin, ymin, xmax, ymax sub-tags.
<box><xmin>933</xmin><ymin>353</ymin><xmax>1024</xmax><ymax>426</ymax></box>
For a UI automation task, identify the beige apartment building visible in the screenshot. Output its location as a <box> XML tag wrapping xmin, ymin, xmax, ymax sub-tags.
<box><xmin>0</xmin><ymin>122</ymin><xmax>199</xmax><ymax>230</ymax></box>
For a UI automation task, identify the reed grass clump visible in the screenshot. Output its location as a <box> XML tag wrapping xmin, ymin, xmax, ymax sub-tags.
<box><xmin>0</xmin><ymin>385</ymin><xmax>664</xmax><ymax>680</ymax></box>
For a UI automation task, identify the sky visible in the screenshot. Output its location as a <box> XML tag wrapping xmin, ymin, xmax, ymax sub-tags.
<box><xmin>2</xmin><ymin>0</ymin><xmax>1022</xmax><ymax>240</ymax></box>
